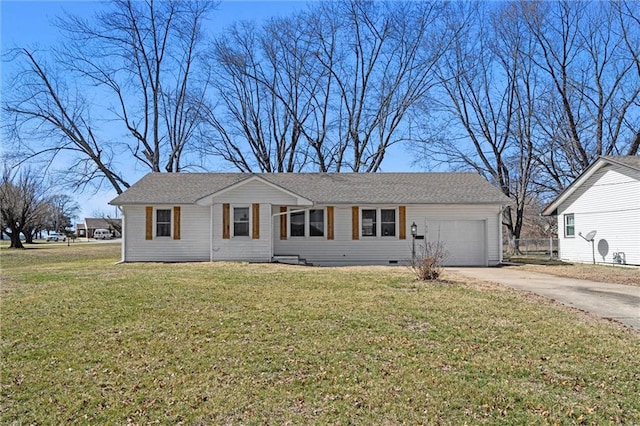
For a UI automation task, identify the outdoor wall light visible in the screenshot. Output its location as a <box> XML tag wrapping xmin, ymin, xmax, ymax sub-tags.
<box><xmin>411</xmin><ymin>222</ymin><xmax>418</xmax><ymax>261</ymax></box>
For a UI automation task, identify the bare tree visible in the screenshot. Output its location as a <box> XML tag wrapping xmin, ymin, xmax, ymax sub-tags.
<box><xmin>45</xmin><ymin>194</ymin><xmax>80</xmax><ymax>234</ymax></box>
<box><xmin>522</xmin><ymin>0</ymin><xmax>640</xmax><ymax>194</ymax></box>
<box><xmin>207</xmin><ymin>0</ymin><xmax>453</xmax><ymax>173</ymax></box>
<box><xmin>206</xmin><ymin>18</ymin><xmax>312</xmax><ymax>172</ymax></box>
<box><xmin>3</xmin><ymin>0</ymin><xmax>216</xmax><ymax>194</ymax></box>
<box><xmin>614</xmin><ymin>1</ymin><xmax>640</xmax><ymax>154</ymax></box>
<box><xmin>0</xmin><ymin>169</ymin><xmax>48</xmax><ymax>248</ymax></box>
<box><xmin>321</xmin><ymin>1</ymin><xmax>452</xmax><ymax>172</ymax></box>
<box><xmin>419</xmin><ymin>2</ymin><xmax>540</xmax><ymax>252</ymax></box>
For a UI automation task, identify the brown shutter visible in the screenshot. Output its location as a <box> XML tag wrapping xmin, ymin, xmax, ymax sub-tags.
<box><xmin>399</xmin><ymin>206</ymin><xmax>406</xmax><ymax>240</ymax></box>
<box><xmin>252</xmin><ymin>203</ymin><xmax>260</xmax><ymax>239</ymax></box>
<box><xmin>327</xmin><ymin>206</ymin><xmax>334</xmax><ymax>240</ymax></box>
<box><xmin>173</xmin><ymin>206</ymin><xmax>181</xmax><ymax>240</ymax></box>
<box><xmin>222</xmin><ymin>203</ymin><xmax>230</xmax><ymax>239</ymax></box>
<box><xmin>352</xmin><ymin>206</ymin><xmax>359</xmax><ymax>240</ymax></box>
<box><xmin>280</xmin><ymin>206</ymin><xmax>287</xmax><ymax>240</ymax></box>
<box><xmin>145</xmin><ymin>206</ymin><xmax>153</xmax><ymax>240</ymax></box>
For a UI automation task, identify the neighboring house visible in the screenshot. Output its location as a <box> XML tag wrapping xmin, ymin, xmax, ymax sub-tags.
<box><xmin>76</xmin><ymin>218</ymin><xmax>122</xmax><ymax>238</ymax></box>
<box><xmin>542</xmin><ymin>156</ymin><xmax>640</xmax><ymax>266</ymax></box>
<box><xmin>109</xmin><ymin>173</ymin><xmax>510</xmax><ymax>266</ymax></box>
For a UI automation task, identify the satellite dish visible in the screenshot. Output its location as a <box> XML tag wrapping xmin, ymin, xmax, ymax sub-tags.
<box><xmin>584</xmin><ymin>230</ymin><xmax>597</xmax><ymax>241</ymax></box>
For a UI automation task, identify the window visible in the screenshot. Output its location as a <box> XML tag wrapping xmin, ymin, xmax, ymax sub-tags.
<box><xmin>362</xmin><ymin>209</ymin><xmax>377</xmax><ymax>236</ymax></box>
<box><xmin>564</xmin><ymin>214</ymin><xmax>575</xmax><ymax>238</ymax></box>
<box><xmin>156</xmin><ymin>209</ymin><xmax>171</xmax><ymax>237</ymax></box>
<box><xmin>309</xmin><ymin>209</ymin><xmax>324</xmax><ymax>237</ymax></box>
<box><xmin>234</xmin><ymin>207</ymin><xmax>250</xmax><ymax>237</ymax></box>
<box><xmin>290</xmin><ymin>211</ymin><xmax>305</xmax><ymax>237</ymax></box>
<box><xmin>381</xmin><ymin>209</ymin><xmax>396</xmax><ymax>237</ymax></box>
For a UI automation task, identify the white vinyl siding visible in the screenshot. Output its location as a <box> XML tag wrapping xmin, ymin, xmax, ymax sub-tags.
<box><xmin>122</xmin><ymin>205</ymin><xmax>210</xmax><ymax>262</ymax></box>
<box><xmin>212</xmin><ymin>202</ymin><xmax>272</xmax><ymax>262</ymax></box>
<box><xmin>555</xmin><ymin>163</ymin><xmax>640</xmax><ymax>265</ymax></box>
<box><xmin>208</xmin><ymin>180</ymin><xmax>297</xmax><ymax>262</ymax></box>
<box><xmin>274</xmin><ymin>204</ymin><xmax>502</xmax><ymax>266</ymax></box>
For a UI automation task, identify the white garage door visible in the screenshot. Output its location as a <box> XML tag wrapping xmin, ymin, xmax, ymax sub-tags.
<box><xmin>426</xmin><ymin>220</ymin><xmax>486</xmax><ymax>266</ymax></box>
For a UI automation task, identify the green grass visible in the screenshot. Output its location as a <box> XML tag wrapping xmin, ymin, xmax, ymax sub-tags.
<box><xmin>2</xmin><ymin>245</ymin><xmax>639</xmax><ymax>424</ymax></box>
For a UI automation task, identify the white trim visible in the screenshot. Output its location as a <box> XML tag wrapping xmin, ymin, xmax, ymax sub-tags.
<box><xmin>155</xmin><ymin>208</ymin><xmax>173</xmax><ymax>238</ymax></box>
<box><xmin>542</xmin><ymin>157</ymin><xmax>640</xmax><ymax>216</ymax></box>
<box><xmin>195</xmin><ymin>175</ymin><xmax>313</xmax><ymax>206</ymax></box>
<box><xmin>286</xmin><ymin>208</ymin><xmax>327</xmax><ymax>239</ymax></box>
<box><xmin>209</xmin><ymin>204</ymin><xmax>214</xmax><ymax>261</ymax></box>
<box><xmin>359</xmin><ymin>207</ymin><xmax>398</xmax><ymax>239</ymax></box>
<box><xmin>231</xmin><ymin>205</ymin><xmax>251</xmax><ymax>238</ymax></box>
<box><xmin>119</xmin><ymin>207</ymin><xmax>126</xmax><ymax>262</ymax></box>
<box><xmin>563</xmin><ymin>213</ymin><xmax>575</xmax><ymax>238</ymax></box>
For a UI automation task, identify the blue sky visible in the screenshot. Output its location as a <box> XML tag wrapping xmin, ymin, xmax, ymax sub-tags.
<box><xmin>1</xmin><ymin>1</ymin><xmax>418</xmax><ymax>223</ymax></box>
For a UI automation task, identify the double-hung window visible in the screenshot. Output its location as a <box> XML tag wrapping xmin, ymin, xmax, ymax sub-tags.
<box><xmin>381</xmin><ymin>209</ymin><xmax>396</xmax><ymax>237</ymax></box>
<box><xmin>360</xmin><ymin>208</ymin><xmax>397</xmax><ymax>237</ymax></box>
<box><xmin>156</xmin><ymin>209</ymin><xmax>171</xmax><ymax>237</ymax></box>
<box><xmin>362</xmin><ymin>209</ymin><xmax>377</xmax><ymax>236</ymax></box>
<box><xmin>564</xmin><ymin>214</ymin><xmax>575</xmax><ymax>238</ymax></box>
<box><xmin>234</xmin><ymin>207</ymin><xmax>250</xmax><ymax>237</ymax></box>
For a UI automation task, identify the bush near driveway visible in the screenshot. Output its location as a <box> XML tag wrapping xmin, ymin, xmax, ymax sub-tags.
<box><xmin>2</xmin><ymin>245</ymin><xmax>639</xmax><ymax>424</ymax></box>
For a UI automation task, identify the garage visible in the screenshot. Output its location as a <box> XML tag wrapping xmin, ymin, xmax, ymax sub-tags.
<box><xmin>426</xmin><ymin>220</ymin><xmax>486</xmax><ymax>266</ymax></box>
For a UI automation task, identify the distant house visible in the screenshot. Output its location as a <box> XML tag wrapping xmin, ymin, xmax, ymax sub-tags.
<box><xmin>76</xmin><ymin>218</ymin><xmax>122</xmax><ymax>239</ymax></box>
<box><xmin>110</xmin><ymin>172</ymin><xmax>510</xmax><ymax>266</ymax></box>
<box><xmin>542</xmin><ymin>156</ymin><xmax>640</xmax><ymax>266</ymax></box>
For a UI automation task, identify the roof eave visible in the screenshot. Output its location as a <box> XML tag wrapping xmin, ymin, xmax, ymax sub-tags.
<box><xmin>541</xmin><ymin>157</ymin><xmax>609</xmax><ymax>216</ymax></box>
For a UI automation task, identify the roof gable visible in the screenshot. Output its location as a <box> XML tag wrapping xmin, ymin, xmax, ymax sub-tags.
<box><xmin>195</xmin><ymin>175</ymin><xmax>313</xmax><ymax>206</ymax></box>
<box><xmin>542</xmin><ymin>156</ymin><xmax>640</xmax><ymax>216</ymax></box>
<box><xmin>110</xmin><ymin>172</ymin><xmax>510</xmax><ymax>206</ymax></box>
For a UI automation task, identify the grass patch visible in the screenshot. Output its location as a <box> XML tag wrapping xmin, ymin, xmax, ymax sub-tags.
<box><xmin>2</xmin><ymin>245</ymin><xmax>639</xmax><ymax>424</ymax></box>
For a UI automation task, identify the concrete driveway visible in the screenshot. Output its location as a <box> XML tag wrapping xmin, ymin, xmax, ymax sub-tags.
<box><xmin>448</xmin><ymin>267</ymin><xmax>640</xmax><ymax>330</ymax></box>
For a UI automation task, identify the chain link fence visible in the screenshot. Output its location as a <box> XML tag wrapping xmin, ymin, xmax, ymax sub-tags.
<box><xmin>506</xmin><ymin>238</ymin><xmax>558</xmax><ymax>259</ymax></box>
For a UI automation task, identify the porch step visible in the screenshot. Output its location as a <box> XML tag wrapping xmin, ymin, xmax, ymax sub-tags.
<box><xmin>272</xmin><ymin>255</ymin><xmax>312</xmax><ymax>266</ymax></box>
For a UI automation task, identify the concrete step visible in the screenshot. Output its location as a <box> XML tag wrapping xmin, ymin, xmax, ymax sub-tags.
<box><xmin>272</xmin><ymin>255</ymin><xmax>311</xmax><ymax>266</ymax></box>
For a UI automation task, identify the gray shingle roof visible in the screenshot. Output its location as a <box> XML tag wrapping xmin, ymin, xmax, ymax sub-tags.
<box><xmin>84</xmin><ymin>218</ymin><xmax>121</xmax><ymax>229</ymax></box>
<box><xmin>601</xmin><ymin>155</ymin><xmax>640</xmax><ymax>172</ymax></box>
<box><xmin>110</xmin><ymin>172</ymin><xmax>510</xmax><ymax>205</ymax></box>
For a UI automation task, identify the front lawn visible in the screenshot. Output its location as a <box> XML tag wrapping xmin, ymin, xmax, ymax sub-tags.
<box><xmin>2</xmin><ymin>245</ymin><xmax>639</xmax><ymax>424</ymax></box>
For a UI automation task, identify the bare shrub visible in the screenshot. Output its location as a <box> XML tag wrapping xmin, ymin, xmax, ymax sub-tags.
<box><xmin>409</xmin><ymin>240</ymin><xmax>448</xmax><ymax>281</ymax></box>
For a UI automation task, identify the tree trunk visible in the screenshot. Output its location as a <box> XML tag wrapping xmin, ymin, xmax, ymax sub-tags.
<box><xmin>9</xmin><ymin>233</ymin><xmax>24</xmax><ymax>249</ymax></box>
